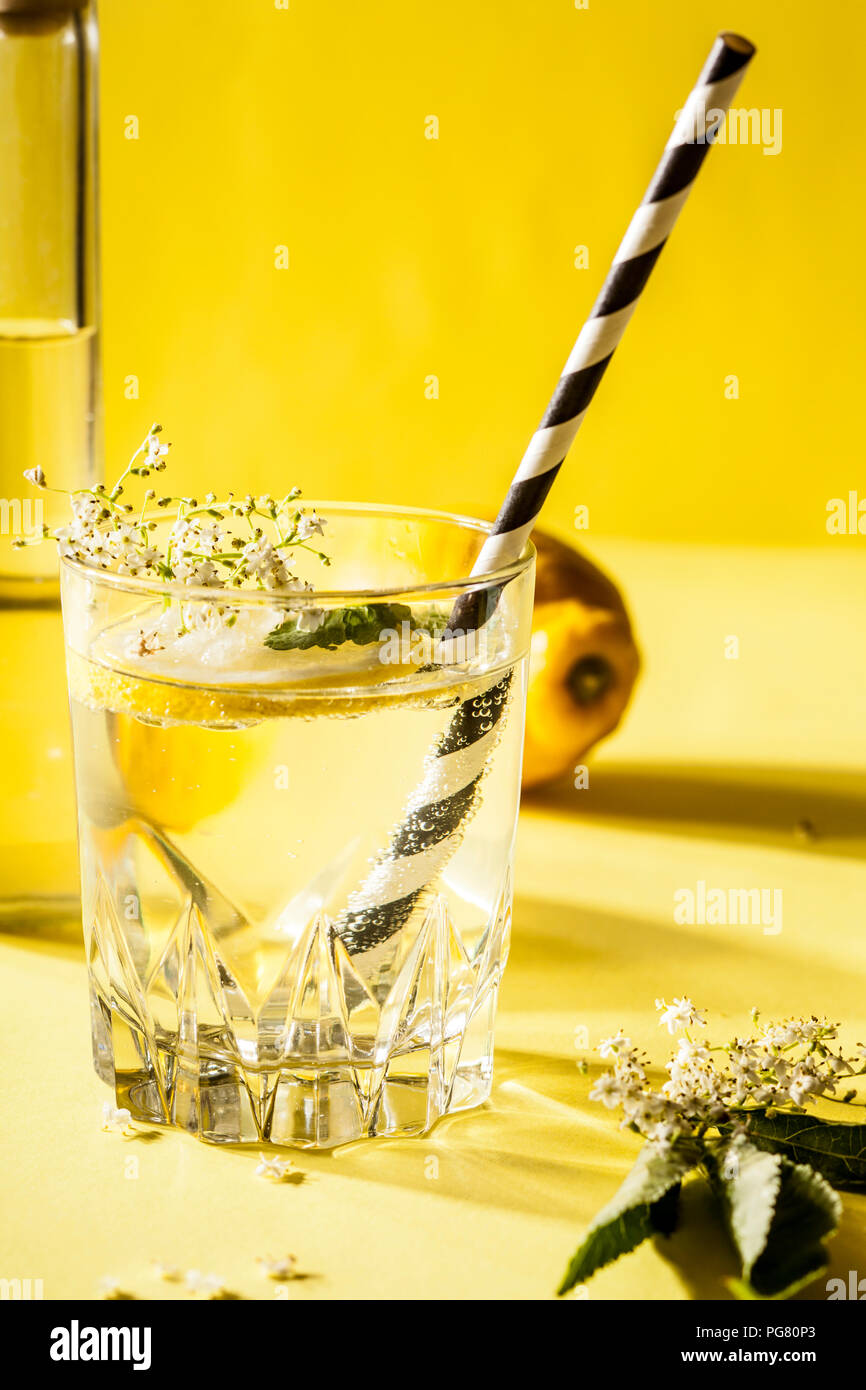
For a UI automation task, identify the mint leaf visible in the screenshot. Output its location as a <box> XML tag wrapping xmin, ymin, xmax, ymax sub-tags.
<box><xmin>731</xmin><ymin>1111</ymin><xmax>866</xmax><ymax>1191</ymax></box>
<box><xmin>264</xmin><ymin>607</ymin><xmax>348</xmax><ymax>651</ymax></box>
<box><xmin>557</xmin><ymin>1142</ymin><xmax>699</xmax><ymax>1296</ymax></box>
<box><xmin>264</xmin><ymin>602</ymin><xmax>445</xmax><ymax>652</ymax></box>
<box><xmin>707</xmin><ymin>1140</ymin><xmax>841</xmax><ymax>1300</ymax></box>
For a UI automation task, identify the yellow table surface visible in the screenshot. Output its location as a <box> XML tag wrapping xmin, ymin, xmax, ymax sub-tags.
<box><xmin>2</xmin><ymin>542</ymin><xmax>865</xmax><ymax>1300</ymax></box>
<box><xmin>2</xmin><ymin>764</ymin><xmax>865</xmax><ymax>1303</ymax></box>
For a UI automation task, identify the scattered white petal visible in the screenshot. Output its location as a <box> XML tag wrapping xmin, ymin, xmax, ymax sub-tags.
<box><xmin>101</xmin><ymin>1101</ymin><xmax>134</xmax><ymax>1134</ymax></box>
<box><xmin>257</xmin><ymin>1254</ymin><xmax>298</xmax><ymax>1280</ymax></box>
<box><xmin>184</xmin><ymin>1270</ymin><xmax>225</xmax><ymax>1298</ymax></box>
<box><xmin>255</xmin><ymin>1152</ymin><xmax>296</xmax><ymax>1181</ymax></box>
<box><xmin>98</xmin><ymin>1275</ymin><xmax>125</xmax><ymax>1299</ymax></box>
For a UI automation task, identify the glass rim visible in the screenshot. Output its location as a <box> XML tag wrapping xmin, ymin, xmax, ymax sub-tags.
<box><xmin>58</xmin><ymin>499</ymin><xmax>536</xmax><ymax>606</ymax></box>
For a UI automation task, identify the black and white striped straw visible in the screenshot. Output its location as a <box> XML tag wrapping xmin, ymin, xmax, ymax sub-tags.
<box><xmin>338</xmin><ymin>671</ymin><xmax>513</xmax><ymax>974</ymax></box>
<box><xmin>338</xmin><ymin>32</ymin><xmax>755</xmax><ymax>970</ymax></box>
<box><xmin>463</xmin><ymin>30</ymin><xmax>756</xmax><ymax>589</ymax></box>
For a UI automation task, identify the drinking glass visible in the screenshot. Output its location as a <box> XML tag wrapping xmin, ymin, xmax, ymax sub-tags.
<box><xmin>61</xmin><ymin>503</ymin><xmax>534</xmax><ymax>1147</ymax></box>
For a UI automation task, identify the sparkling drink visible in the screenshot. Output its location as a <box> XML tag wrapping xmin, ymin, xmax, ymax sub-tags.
<box><xmin>62</xmin><ymin>505</ymin><xmax>533</xmax><ymax>1147</ymax></box>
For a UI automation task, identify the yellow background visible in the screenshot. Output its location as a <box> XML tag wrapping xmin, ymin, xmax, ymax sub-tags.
<box><xmin>3</xmin><ymin>2</ymin><xmax>866</xmax><ymax>1304</ymax></box>
<box><xmin>99</xmin><ymin>0</ymin><xmax>864</xmax><ymax>549</ymax></box>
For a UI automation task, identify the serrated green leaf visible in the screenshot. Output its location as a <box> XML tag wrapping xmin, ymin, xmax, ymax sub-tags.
<box><xmin>749</xmin><ymin>1161</ymin><xmax>841</xmax><ymax>1298</ymax></box>
<box><xmin>711</xmin><ymin>1141</ymin><xmax>782</xmax><ymax>1273</ymax></box>
<box><xmin>557</xmin><ymin>1142</ymin><xmax>699</xmax><ymax>1296</ymax></box>
<box><xmin>707</xmin><ymin>1140</ymin><xmax>841</xmax><ymax>1300</ymax></box>
<box><xmin>735</xmin><ymin>1111</ymin><xmax>866</xmax><ymax>1191</ymax></box>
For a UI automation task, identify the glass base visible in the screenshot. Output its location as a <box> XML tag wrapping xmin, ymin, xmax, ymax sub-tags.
<box><xmin>87</xmin><ymin>889</ymin><xmax>509</xmax><ymax>1149</ymax></box>
<box><xmin>95</xmin><ymin>987</ymin><xmax>497</xmax><ymax>1148</ymax></box>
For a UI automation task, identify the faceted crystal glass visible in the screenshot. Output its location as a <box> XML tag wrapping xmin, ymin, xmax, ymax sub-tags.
<box><xmin>61</xmin><ymin>504</ymin><xmax>534</xmax><ymax>1148</ymax></box>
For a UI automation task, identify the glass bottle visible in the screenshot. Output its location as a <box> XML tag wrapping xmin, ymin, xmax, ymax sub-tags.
<box><xmin>0</xmin><ymin>0</ymin><xmax>100</xmax><ymax>927</ymax></box>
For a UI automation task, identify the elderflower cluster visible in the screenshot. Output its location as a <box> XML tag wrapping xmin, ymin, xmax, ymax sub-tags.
<box><xmin>20</xmin><ymin>424</ymin><xmax>329</xmax><ymax>597</ymax></box>
<box><xmin>589</xmin><ymin>999</ymin><xmax>865</xmax><ymax>1153</ymax></box>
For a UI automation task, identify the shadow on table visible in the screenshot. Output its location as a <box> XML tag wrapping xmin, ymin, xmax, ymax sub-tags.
<box><xmin>655</xmin><ymin>1178</ymin><xmax>866</xmax><ymax>1303</ymax></box>
<box><xmin>301</xmin><ymin>889</ymin><xmax>866</xmax><ymax>1299</ymax></box>
<box><xmin>0</xmin><ymin>899</ymin><xmax>83</xmax><ymax>957</ymax></box>
<box><xmin>503</xmin><ymin>891</ymin><xmax>866</xmax><ymax>1028</ymax></box>
<box><xmin>523</xmin><ymin>762</ymin><xmax>866</xmax><ymax>860</ymax></box>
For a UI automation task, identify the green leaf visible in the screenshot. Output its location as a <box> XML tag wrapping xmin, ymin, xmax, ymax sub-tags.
<box><xmin>264</xmin><ymin>607</ymin><xmax>347</xmax><ymax>651</ymax></box>
<box><xmin>557</xmin><ymin>1142</ymin><xmax>699</xmax><ymax>1296</ymax></box>
<box><xmin>707</xmin><ymin>1140</ymin><xmax>841</xmax><ymax>1300</ymax></box>
<box><xmin>749</xmin><ymin>1163</ymin><xmax>841</xmax><ymax>1299</ymax></box>
<box><xmin>733</xmin><ymin>1110</ymin><xmax>866</xmax><ymax>1191</ymax></box>
<box><xmin>725</xmin><ymin>1269</ymin><xmax>830</xmax><ymax>1302</ymax></box>
<box><xmin>263</xmin><ymin>602</ymin><xmax>445</xmax><ymax>652</ymax></box>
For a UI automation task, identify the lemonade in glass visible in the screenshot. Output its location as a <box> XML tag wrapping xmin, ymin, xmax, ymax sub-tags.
<box><xmin>53</xmin><ymin>435</ymin><xmax>533</xmax><ymax>1147</ymax></box>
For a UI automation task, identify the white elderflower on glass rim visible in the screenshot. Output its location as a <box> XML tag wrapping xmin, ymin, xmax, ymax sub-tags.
<box><xmin>19</xmin><ymin>423</ymin><xmax>332</xmax><ymax>616</ymax></box>
<box><xmin>297</xmin><ymin>511</ymin><xmax>325</xmax><ymax>540</ymax></box>
<box><xmin>145</xmin><ymin>433</ymin><xmax>170</xmax><ymax>465</ymax></box>
<box><xmin>71</xmin><ymin>494</ymin><xmax>105</xmax><ymax>526</ymax></box>
<box><xmin>655</xmin><ymin>996</ymin><xmax>706</xmax><ymax>1034</ymax></box>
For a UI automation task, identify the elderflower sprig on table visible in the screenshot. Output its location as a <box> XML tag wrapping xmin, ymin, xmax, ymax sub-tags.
<box><xmin>18</xmin><ymin>423</ymin><xmax>329</xmax><ymax>593</ymax></box>
<box><xmin>590</xmin><ymin>999</ymin><xmax>864</xmax><ymax>1154</ymax></box>
<box><xmin>559</xmin><ymin>998</ymin><xmax>866</xmax><ymax>1301</ymax></box>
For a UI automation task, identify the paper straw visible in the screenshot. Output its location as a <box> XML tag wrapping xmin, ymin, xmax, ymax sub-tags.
<box><xmin>338</xmin><ymin>671</ymin><xmax>513</xmax><ymax>968</ymax></box>
<box><xmin>338</xmin><ymin>31</ymin><xmax>755</xmax><ymax>966</ymax></box>
<box><xmin>459</xmin><ymin>31</ymin><xmax>756</xmax><ymax>601</ymax></box>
